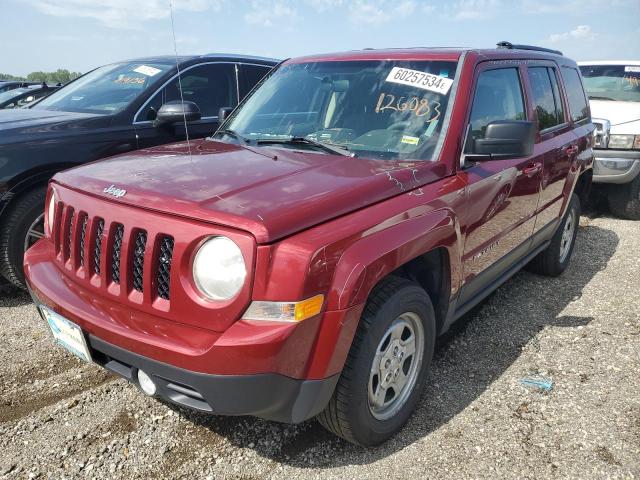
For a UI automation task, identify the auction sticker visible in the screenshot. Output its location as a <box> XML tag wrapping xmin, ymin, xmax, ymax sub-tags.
<box><xmin>625</xmin><ymin>66</ymin><xmax>640</xmax><ymax>73</ymax></box>
<box><xmin>134</xmin><ymin>65</ymin><xmax>162</xmax><ymax>77</ymax></box>
<box><xmin>386</xmin><ymin>67</ymin><xmax>453</xmax><ymax>95</ymax></box>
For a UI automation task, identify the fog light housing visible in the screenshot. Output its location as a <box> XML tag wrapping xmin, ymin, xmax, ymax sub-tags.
<box><xmin>137</xmin><ymin>370</ymin><xmax>157</xmax><ymax>396</ymax></box>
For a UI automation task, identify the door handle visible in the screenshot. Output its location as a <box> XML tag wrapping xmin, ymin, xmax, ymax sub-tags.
<box><xmin>563</xmin><ymin>145</ymin><xmax>579</xmax><ymax>156</ymax></box>
<box><xmin>523</xmin><ymin>162</ymin><xmax>542</xmax><ymax>177</ymax></box>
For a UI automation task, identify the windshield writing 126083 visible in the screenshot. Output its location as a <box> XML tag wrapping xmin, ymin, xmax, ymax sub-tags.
<box><xmin>375</xmin><ymin>92</ymin><xmax>441</xmax><ymax>122</ymax></box>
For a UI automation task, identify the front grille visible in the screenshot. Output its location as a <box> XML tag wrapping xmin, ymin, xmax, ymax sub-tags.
<box><xmin>54</xmin><ymin>202</ymin><xmax>176</xmax><ymax>303</ymax></box>
<box><xmin>157</xmin><ymin>236</ymin><xmax>174</xmax><ymax>300</ymax></box>
<box><xmin>132</xmin><ymin>231</ymin><xmax>147</xmax><ymax>292</ymax></box>
<box><xmin>111</xmin><ymin>224</ymin><xmax>124</xmax><ymax>284</ymax></box>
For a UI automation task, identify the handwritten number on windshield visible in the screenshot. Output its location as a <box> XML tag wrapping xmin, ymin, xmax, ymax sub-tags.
<box><xmin>375</xmin><ymin>93</ymin><xmax>441</xmax><ymax>122</ymax></box>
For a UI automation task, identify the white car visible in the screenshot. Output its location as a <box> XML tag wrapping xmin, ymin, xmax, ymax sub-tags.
<box><xmin>579</xmin><ymin>61</ymin><xmax>640</xmax><ymax>219</ymax></box>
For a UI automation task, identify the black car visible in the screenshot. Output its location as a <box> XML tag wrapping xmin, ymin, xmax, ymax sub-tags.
<box><xmin>0</xmin><ymin>81</ymin><xmax>39</xmax><ymax>94</ymax></box>
<box><xmin>0</xmin><ymin>53</ymin><xmax>278</xmax><ymax>288</ymax></box>
<box><xmin>0</xmin><ymin>83</ymin><xmax>61</xmax><ymax>109</ymax></box>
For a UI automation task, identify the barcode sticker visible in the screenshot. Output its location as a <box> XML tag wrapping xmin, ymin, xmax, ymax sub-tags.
<box><xmin>385</xmin><ymin>67</ymin><xmax>453</xmax><ymax>95</ymax></box>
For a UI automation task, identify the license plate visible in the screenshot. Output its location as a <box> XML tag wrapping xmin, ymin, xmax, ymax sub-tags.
<box><xmin>41</xmin><ymin>307</ymin><xmax>92</xmax><ymax>363</ymax></box>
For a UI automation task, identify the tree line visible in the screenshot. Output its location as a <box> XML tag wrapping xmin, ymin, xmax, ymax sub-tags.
<box><xmin>0</xmin><ymin>69</ymin><xmax>82</xmax><ymax>84</ymax></box>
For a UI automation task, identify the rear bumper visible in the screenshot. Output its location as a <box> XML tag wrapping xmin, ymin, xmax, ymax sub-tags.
<box><xmin>593</xmin><ymin>149</ymin><xmax>640</xmax><ymax>184</ymax></box>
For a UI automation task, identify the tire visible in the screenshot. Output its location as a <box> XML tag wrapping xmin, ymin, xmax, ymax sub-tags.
<box><xmin>526</xmin><ymin>193</ymin><xmax>580</xmax><ymax>277</ymax></box>
<box><xmin>607</xmin><ymin>174</ymin><xmax>640</xmax><ymax>220</ymax></box>
<box><xmin>0</xmin><ymin>187</ymin><xmax>47</xmax><ymax>289</ymax></box>
<box><xmin>317</xmin><ymin>276</ymin><xmax>436</xmax><ymax>446</ymax></box>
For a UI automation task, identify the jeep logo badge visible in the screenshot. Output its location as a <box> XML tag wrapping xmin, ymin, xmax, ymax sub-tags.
<box><xmin>103</xmin><ymin>185</ymin><xmax>127</xmax><ymax>198</ymax></box>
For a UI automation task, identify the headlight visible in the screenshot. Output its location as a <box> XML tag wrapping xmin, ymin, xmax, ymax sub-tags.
<box><xmin>192</xmin><ymin>236</ymin><xmax>246</xmax><ymax>301</ymax></box>
<box><xmin>46</xmin><ymin>188</ymin><xmax>57</xmax><ymax>236</ymax></box>
<box><xmin>608</xmin><ymin>134</ymin><xmax>635</xmax><ymax>149</ymax></box>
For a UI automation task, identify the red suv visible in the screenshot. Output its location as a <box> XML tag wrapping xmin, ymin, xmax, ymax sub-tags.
<box><xmin>25</xmin><ymin>42</ymin><xmax>593</xmax><ymax>446</ymax></box>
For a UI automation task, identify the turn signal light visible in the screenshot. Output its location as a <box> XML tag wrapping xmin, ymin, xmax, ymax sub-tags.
<box><xmin>242</xmin><ymin>294</ymin><xmax>325</xmax><ymax>323</ymax></box>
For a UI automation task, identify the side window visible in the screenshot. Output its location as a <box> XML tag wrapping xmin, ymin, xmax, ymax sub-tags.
<box><xmin>140</xmin><ymin>63</ymin><xmax>238</xmax><ymax>121</ymax></box>
<box><xmin>527</xmin><ymin>67</ymin><xmax>564</xmax><ymax>131</ymax></box>
<box><xmin>561</xmin><ymin>67</ymin><xmax>589</xmax><ymax>122</ymax></box>
<box><xmin>548</xmin><ymin>68</ymin><xmax>565</xmax><ymax>125</ymax></box>
<box><xmin>239</xmin><ymin>64</ymin><xmax>272</xmax><ymax>99</ymax></box>
<box><xmin>467</xmin><ymin>68</ymin><xmax>525</xmax><ymax>145</ymax></box>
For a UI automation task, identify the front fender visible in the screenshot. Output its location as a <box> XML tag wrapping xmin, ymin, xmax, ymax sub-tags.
<box><xmin>304</xmin><ymin>207</ymin><xmax>463</xmax><ymax>379</ymax></box>
<box><xmin>326</xmin><ymin>207</ymin><xmax>463</xmax><ymax>311</ymax></box>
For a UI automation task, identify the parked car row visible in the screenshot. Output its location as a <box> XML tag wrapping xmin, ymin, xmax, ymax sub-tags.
<box><xmin>0</xmin><ymin>54</ymin><xmax>277</xmax><ymax>288</ymax></box>
<box><xmin>4</xmin><ymin>42</ymin><xmax>599</xmax><ymax>445</ymax></box>
<box><xmin>0</xmin><ymin>80</ymin><xmax>42</xmax><ymax>93</ymax></box>
<box><xmin>0</xmin><ymin>82</ymin><xmax>61</xmax><ymax>109</ymax></box>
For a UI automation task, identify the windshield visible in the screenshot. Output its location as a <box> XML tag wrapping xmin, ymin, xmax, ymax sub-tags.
<box><xmin>220</xmin><ymin>60</ymin><xmax>458</xmax><ymax>161</ymax></box>
<box><xmin>32</xmin><ymin>62</ymin><xmax>173</xmax><ymax>114</ymax></box>
<box><xmin>579</xmin><ymin>64</ymin><xmax>640</xmax><ymax>103</ymax></box>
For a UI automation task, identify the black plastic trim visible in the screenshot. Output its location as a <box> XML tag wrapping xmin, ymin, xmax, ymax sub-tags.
<box><xmin>88</xmin><ymin>335</ymin><xmax>338</xmax><ymax>423</ymax></box>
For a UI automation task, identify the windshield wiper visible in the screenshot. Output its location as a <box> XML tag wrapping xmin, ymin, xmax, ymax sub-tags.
<box><xmin>256</xmin><ymin>136</ymin><xmax>354</xmax><ymax>157</ymax></box>
<box><xmin>588</xmin><ymin>95</ymin><xmax>616</xmax><ymax>101</ymax></box>
<box><xmin>215</xmin><ymin>128</ymin><xmax>250</xmax><ymax>145</ymax></box>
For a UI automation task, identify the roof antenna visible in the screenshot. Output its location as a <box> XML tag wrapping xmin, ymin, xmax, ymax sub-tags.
<box><xmin>169</xmin><ymin>0</ymin><xmax>192</xmax><ymax>157</ymax></box>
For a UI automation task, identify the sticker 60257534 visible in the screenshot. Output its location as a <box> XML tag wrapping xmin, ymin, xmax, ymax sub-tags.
<box><xmin>385</xmin><ymin>67</ymin><xmax>453</xmax><ymax>95</ymax></box>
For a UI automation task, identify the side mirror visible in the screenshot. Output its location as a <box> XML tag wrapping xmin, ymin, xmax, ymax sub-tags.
<box><xmin>467</xmin><ymin>120</ymin><xmax>536</xmax><ymax>160</ymax></box>
<box><xmin>218</xmin><ymin>106</ymin><xmax>234</xmax><ymax>122</ymax></box>
<box><xmin>154</xmin><ymin>100</ymin><xmax>201</xmax><ymax>127</ymax></box>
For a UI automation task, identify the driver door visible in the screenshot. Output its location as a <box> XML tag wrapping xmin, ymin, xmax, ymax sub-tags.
<box><xmin>134</xmin><ymin>62</ymin><xmax>239</xmax><ymax>149</ymax></box>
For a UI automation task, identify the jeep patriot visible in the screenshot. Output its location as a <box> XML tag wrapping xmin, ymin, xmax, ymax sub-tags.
<box><xmin>25</xmin><ymin>43</ymin><xmax>594</xmax><ymax>446</ymax></box>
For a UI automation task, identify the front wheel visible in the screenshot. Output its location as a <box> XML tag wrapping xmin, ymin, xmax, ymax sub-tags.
<box><xmin>0</xmin><ymin>187</ymin><xmax>47</xmax><ymax>289</ymax></box>
<box><xmin>317</xmin><ymin>277</ymin><xmax>436</xmax><ymax>446</ymax></box>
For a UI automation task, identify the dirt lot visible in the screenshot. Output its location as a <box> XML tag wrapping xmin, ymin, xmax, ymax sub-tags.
<box><xmin>0</xmin><ymin>212</ymin><xmax>638</xmax><ymax>480</ymax></box>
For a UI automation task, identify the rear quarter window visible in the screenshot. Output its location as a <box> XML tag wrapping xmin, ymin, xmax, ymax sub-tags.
<box><xmin>527</xmin><ymin>67</ymin><xmax>565</xmax><ymax>131</ymax></box>
<box><xmin>561</xmin><ymin>67</ymin><xmax>590</xmax><ymax>123</ymax></box>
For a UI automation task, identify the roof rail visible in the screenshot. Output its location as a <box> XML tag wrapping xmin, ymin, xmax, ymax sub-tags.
<box><xmin>496</xmin><ymin>41</ymin><xmax>563</xmax><ymax>56</ymax></box>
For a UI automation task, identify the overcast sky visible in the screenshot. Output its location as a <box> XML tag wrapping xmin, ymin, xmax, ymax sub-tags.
<box><xmin>2</xmin><ymin>0</ymin><xmax>639</xmax><ymax>76</ymax></box>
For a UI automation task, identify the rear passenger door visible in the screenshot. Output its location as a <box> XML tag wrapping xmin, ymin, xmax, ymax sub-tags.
<box><xmin>524</xmin><ymin>63</ymin><xmax>578</xmax><ymax>239</ymax></box>
<box><xmin>134</xmin><ymin>62</ymin><xmax>239</xmax><ymax>148</ymax></box>
<box><xmin>459</xmin><ymin>64</ymin><xmax>542</xmax><ymax>305</ymax></box>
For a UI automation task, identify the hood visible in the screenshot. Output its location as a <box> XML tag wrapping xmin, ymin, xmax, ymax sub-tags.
<box><xmin>0</xmin><ymin>108</ymin><xmax>107</xmax><ymax>139</ymax></box>
<box><xmin>54</xmin><ymin>139</ymin><xmax>448</xmax><ymax>243</ymax></box>
<box><xmin>589</xmin><ymin>100</ymin><xmax>640</xmax><ymax>134</ymax></box>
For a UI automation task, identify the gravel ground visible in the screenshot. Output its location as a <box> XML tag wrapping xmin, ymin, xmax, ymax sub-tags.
<box><xmin>0</xmin><ymin>212</ymin><xmax>638</xmax><ymax>480</ymax></box>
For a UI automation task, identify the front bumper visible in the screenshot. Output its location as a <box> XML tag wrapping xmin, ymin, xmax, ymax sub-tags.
<box><xmin>86</xmin><ymin>331</ymin><xmax>338</xmax><ymax>422</ymax></box>
<box><xmin>25</xmin><ymin>239</ymin><xmax>361</xmax><ymax>423</ymax></box>
<box><xmin>593</xmin><ymin>149</ymin><xmax>640</xmax><ymax>184</ymax></box>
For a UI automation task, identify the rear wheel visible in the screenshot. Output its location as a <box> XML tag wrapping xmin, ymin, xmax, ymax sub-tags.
<box><xmin>608</xmin><ymin>174</ymin><xmax>640</xmax><ymax>220</ymax></box>
<box><xmin>0</xmin><ymin>187</ymin><xmax>47</xmax><ymax>289</ymax></box>
<box><xmin>526</xmin><ymin>193</ymin><xmax>580</xmax><ymax>277</ymax></box>
<box><xmin>317</xmin><ymin>277</ymin><xmax>436</xmax><ymax>446</ymax></box>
